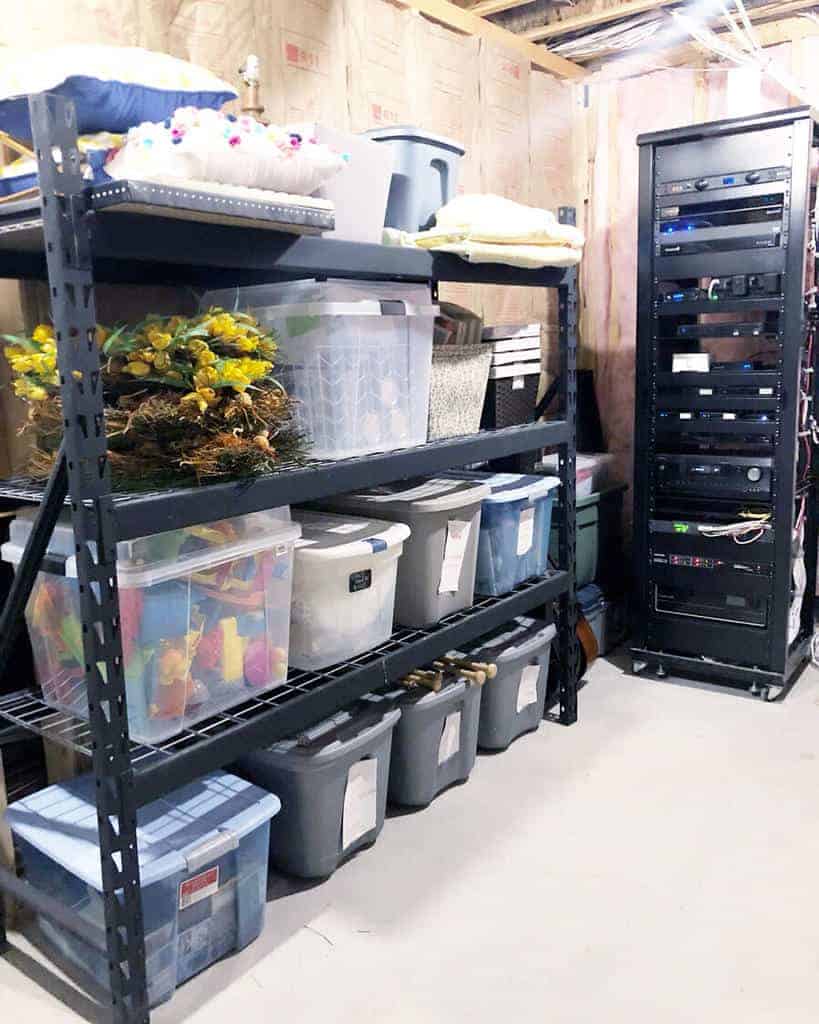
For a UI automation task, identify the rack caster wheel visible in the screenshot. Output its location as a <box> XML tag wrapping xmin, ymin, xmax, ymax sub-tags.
<box><xmin>655</xmin><ymin>664</ymin><xmax>667</xmax><ymax>678</ymax></box>
<box><xmin>631</xmin><ymin>660</ymin><xmax>647</xmax><ymax>675</ymax></box>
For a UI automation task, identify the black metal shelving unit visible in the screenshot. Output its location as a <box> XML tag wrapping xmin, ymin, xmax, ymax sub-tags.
<box><xmin>0</xmin><ymin>94</ymin><xmax>578</xmax><ymax>1023</ymax></box>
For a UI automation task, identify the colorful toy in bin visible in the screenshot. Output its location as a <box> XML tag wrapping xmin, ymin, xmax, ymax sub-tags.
<box><xmin>2</xmin><ymin>508</ymin><xmax>301</xmax><ymax>745</ymax></box>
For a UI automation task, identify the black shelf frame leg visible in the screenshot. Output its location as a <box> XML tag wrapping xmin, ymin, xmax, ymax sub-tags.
<box><xmin>554</xmin><ymin>207</ymin><xmax>578</xmax><ymax>725</ymax></box>
<box><xmin>26</xmin><ymin>93</ymin><xmax>150</xmax><ymax>1023</ymax></box>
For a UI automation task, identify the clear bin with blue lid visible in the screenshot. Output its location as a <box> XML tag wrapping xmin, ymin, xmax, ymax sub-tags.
<box><xmin>444</xmin><ymin>472</ymin><xmax>561</xmax><ymax>596</ymax></box>
<box><xmin>290</xmin><ymin>511</ymin><xmax>410</xmax><ymax>670</ymax></box>
<box><xmin>4</xmin><ymin>772</ymin><xmax>280</xmax><ymax>1008</ymax></box>
<box><xmin>1</xmin><ymin>508</ymin><xmax>300</xmax><ymax>745</ymax></box>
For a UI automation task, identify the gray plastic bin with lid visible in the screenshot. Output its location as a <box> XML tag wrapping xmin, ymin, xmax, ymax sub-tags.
<box><xmin>388</xmin><ymin>677</ymin><xmax>481</xmax><ymax>808</ymax></box>
<box><xmin>318</xmin><ymin>477</ymin><xmax>490</xmax><ymax>628</ymax></box>
<box><xmin>236</xmin><ymin>704</ymin><xmax>401</xmax><ymax>879</ymax></box>
<box><xmin>364</xmin><ymin>126</ymin><xmax>465</xmax><ymax>232</ymax></box>
<box><xmin>463</xmin><ymin>616</ymin><xmax>557</xmax><ymax>751</ymax></box>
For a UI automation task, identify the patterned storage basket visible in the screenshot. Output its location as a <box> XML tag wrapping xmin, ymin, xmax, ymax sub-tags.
<box><xmin>427</xmin><ymin>342</ymin><xmax>493</xmax><ymax>441</ymax></box>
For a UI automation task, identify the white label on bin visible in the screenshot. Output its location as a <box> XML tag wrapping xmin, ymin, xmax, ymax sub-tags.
<box><xmin>328</xmin><ymin>521</ymin><xmax>367</xmax><ymax>535</ymax></box>
<box><xmin>517</xmin><ymin>665</ymin><xmax>540</xmax><ymax>712</ymax></box>
<box><xmin>512</xmin><ymin>375</ymin><xmax>525</xmax><ymax>391</ymax></box>
<box><xmin>438</xmin><ymin>711</ymin><xmax>462</xmax><ymax>764</ymax></box>
<box><xmin>342</xmin><ymin>758</ymin><xmax>378</xmax><ymax>850</ymax></box>
<box><xmin>439</xmin><ymin>519</ymin><xmax>471</xmax><ymax>594</ymax></box>
<box><xmin>759</xmin><ymin>387</ymin><xmax>774</xmax><ymax>396</ymax></box>
<box><xmin>179</xmin><ymin>866</ymin><xmax>219</xmax><ymax>910</ymax></box>
<box><xmin>517</xmin><ymin>506</ymin><xmax>535</xmax><ymax>556</ymax></box>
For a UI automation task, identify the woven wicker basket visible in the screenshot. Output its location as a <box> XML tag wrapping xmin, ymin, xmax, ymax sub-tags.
<box><xmin>427</xmin><ymin>342</ymin><xmax>493</xmax><ymax>441</ymax></box>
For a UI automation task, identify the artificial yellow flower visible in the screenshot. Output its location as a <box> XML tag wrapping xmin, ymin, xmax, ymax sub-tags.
<box><xmin>9</xmin><ymin>355</ymin><xmax>34</xmax><ymax>373</ymax></box>
<box><xmin>167</xmin><ymin>316</ymin><xmax>184</xmax><ymax>332</ymax></box>
<box><xmin>196</xmin><ymin>349</ymin><xmax>217</xmax><ymax>367</ymax></box>
<box><xmin>233</xmin><ymin>335</ymin><xmax>258</xmax><ymax>353</ymax></box>
<box><xmin>153</xmin><ymin>351</ymin><xmax>171</xmax><ymax>371</ymax></box>
<box><xmin>32</xmin><ymin>324</ymin><xmax>54</xmax><ymax>343</ymax></box>
<box><xmin>193</xmin><ymin>366</ymin><xmax>218</xmax><ymax>389</ymax></box>
<box><xmin>95</xmin><ymin>326</ymin><xmax>109</xmax><ymax>347</ymax></box>
<box><xmin>187</xmin><ymin>339</ymin><xmax>208</xmax><ymax>356</ymax></box>
<box><xmin>148</xmin><ymin>331</ymin><xmax>172</xmax><ymax>351</ymax></box>
<box><xmin>180</xmin><ymin>391</ymin><xmax>209</xmax><ymax>414</ymax></box>
<box><xmin>40</xmin><ymin>339</ymin><xmax>57</xmax><ymax>355</ymax></box>
<box><xmin>207</xmin><ymin>313</ymin><xmax>241</xmax><ymax>339</ymax></box>
<box><xmin>125</xmin><ymin>361</ymin><xmax>152</xmax><ymax>377</ymax></box>
<box><xmin>13</xmin><ymin>379</ymin><xmax>47</xmax><ymax>400</ymax></box>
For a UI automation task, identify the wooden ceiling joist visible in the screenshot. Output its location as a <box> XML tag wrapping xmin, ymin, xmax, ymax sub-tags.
<box><xmin>523</xmin><ymin>0</ymin><xmax>681</xmax><ymax>42</ymax></box>
<box><xmin>469</xmin><ymin>0</ymin><xmax>540</xmax><ymax>15</ymax></box>
<box><xmin>400</xmin><ymin>0</ymin><xmax>586</xmax><ymax>78</ymax></box>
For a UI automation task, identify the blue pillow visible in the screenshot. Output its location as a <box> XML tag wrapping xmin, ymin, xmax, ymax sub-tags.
<box><xmin>0</xmin><ymin>47</ymin><xmax>237</xmax><ymax>142</ymax></box>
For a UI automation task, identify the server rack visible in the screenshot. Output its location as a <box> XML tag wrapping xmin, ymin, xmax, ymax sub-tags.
<box><xmin>631</xmin><ymin>106</ymin><xmax>819</xmax><ymax>700</ymax></box>
<box><xmin>0</xmin><ymin>93</ymin><xmax>578</xmax><ymax>1022</ymax></box>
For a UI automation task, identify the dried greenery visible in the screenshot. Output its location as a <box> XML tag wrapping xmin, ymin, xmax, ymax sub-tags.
<box><xmin>3</xmin><ymin>310</ymin><xmax>308</xmax><ymax>488</ymax></box>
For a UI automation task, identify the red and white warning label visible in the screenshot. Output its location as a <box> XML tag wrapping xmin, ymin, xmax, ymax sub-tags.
<box><xmin>179</xmin><ymin>866</ymin><xmax>219</xmax><ymax>910</ymax></box>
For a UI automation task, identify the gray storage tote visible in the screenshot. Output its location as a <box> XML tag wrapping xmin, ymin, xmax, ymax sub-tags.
<box><xmin>464</xmin><ymin>616</ymin><xmax>557</xmax><ymax>751</ymax></box>
<box><xmin>388</xmin><ymin>677</ymin><xmax>481</xmax><ymax>808</ymax></box>
<box><xmin>236</xmin><ymin>704</ymin><xmax>400</xmax><ymax>879</ymax></box>
<box><xmin>319</xmin><ymin>476</ymin><xmax>489</xmax><ymax>628</ymax></box>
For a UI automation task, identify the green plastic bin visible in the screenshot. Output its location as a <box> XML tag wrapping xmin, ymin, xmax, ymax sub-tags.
<box><xmin>549</xmin><ymin>483</ymin><xmax>627</xmax><ymax>588</ymax></box>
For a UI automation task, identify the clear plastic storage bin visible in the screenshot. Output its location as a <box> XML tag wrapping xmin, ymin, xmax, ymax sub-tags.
<box><xmin>201</xmin><ymin>281</ymin><xmax>436</xmax><ymax>460</ymax></box>
<box><xmin>445</xmin><ymin>472</ymin><xmax>561</xmax><ymax>596</ymax></box>
<box><xmin>290</xmin><ymin>511</ymin><xmax>410</xmax><ymax>670</ymax></box>
<box><xmin>319</xmin><ymin>476</ymin><xmax>490</xmax><ymax>627</ymax></box>
<box><xmin>463</xmin><ymin>617</ymin><xmax>557</xmax><ymax>751</ymax></box>
<box><xmin>237</xmin><ymin>699</ymin><xmax>400</xmax><ymax>879</ymax></box>
<box><xmin>2</xmin><ymin>509</ymin><xmax>300</xmax><ymax>744</ymax></box>
<box><xmin>5</xmin><ymin>773</ymin><xmax>280</xmax><ymax>1008</ymax></box>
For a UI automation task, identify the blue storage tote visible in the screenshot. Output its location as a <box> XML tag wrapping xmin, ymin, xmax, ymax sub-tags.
<box><xmin>446</xmin><ymin>472</ymin><xmax>561</xmax><ymax>596</ymax></box>
<box><xmin>5</xmin><ymin>772</ymin><xmax>280</xmax><ymax>1008</ymax></box>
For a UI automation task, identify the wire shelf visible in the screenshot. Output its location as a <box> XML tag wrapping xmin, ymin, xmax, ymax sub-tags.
<box><xmin>0</xmin><ymin>575</ymin><xmax>567</xmax><ymax>802</ymax></box>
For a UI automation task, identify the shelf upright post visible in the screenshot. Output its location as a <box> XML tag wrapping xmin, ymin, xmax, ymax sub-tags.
<box><xmin>27</xmin><ymin>93</ymin><xmax>149</xmax><ymax>1023</ymax></box>
<box><xmin>555</xmin><ymin>206</ymin><xmax>578</xmax><ymax>724</ymax></box>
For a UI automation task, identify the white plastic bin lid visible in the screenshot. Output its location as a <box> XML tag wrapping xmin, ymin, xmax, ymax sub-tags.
<box><xmin>201</xmin><ymin>279</ymin><xmax>434</xmax><ymax>311</ymax></box>
<box><xmin>292</xmin><ymin>510</ymin><xmax>410</xmax><ymax>562</ymax></box>
<box><xmin>539</xmin><ymin>452</ymin><xmax>614</xmax><ymax>478</ymax></box>
<box><xmin>258</xmin><ymin>299</ymin><xmax>438</xmax><ymax>319</ymax></box>
<box><xmin>488</xmin><ymin>362</ymin><xmax>542</xmax><ymax>380</ymax></box>
<box><xmin>331</xmin><ymin>476</ymin><xmax>491</xmax><ymax>514</ymax></box>
<box><xmin>5</xmin><ymin>772</ymin><xmax>280</xmax><ymax>891</ymax></box>
<box><xmin>445</xmin><ymin>471</ymin><xmax>560</xmax><ymax>504</ymax></box>
<box><xmin>2</xmin><ymin>508</ymin><xmax>300</xmax><ymax>588</ymax></box>
<box><xmin>364</xmin><ymin>125</ymin><xmax>465</xmax><ymax>155</ymax></box>
<box><xmin>465</xmin><ymin>615</ymin><xmax>557</xmax><ymax>663</ymax></box>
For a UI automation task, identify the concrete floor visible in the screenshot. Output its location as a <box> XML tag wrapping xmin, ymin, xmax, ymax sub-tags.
<box><xmin>3</xmin><ymin>654</ymin><xmax>819</xmax><ymax>1023</ymax></box>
